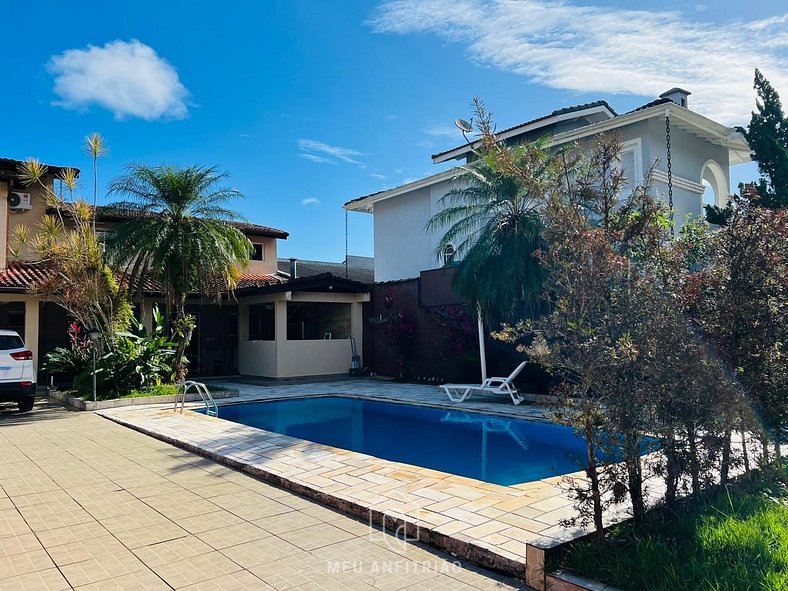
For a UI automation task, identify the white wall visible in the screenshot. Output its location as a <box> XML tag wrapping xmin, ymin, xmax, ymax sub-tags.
<box><xmin>372</xmin><ymin>116</ymin><xmax>734</xmax><ymax>283</ymax></box>
<box><xmin>373</xmin><ymin>178</ymin><xmax>457</xmax><ymax>282</ymax></box>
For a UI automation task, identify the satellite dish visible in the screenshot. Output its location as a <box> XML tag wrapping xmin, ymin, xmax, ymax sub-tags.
<box><xmin>454</xmin><ymin>118</ymin><xmax>473</xmax><ymax>133</ymax></box>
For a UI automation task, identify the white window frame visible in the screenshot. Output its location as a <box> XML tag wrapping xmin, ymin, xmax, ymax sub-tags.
<box><xmin>618</xmin><ymin>137</ymin><xmax>643</xmax><ymax>190</ymax></box>
<box><xmin>251</xmin><ymin>242</ymin><xmax>265</xmax><ymax>261</ymax></box>
<box><xmin>441</xmin><ymin>243</ymin><xmax>456</xmax><ymax>267</ymax></box>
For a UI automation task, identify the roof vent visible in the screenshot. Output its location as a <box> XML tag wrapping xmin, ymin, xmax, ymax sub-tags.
<box><xmin>289</xmin><ymin>257</ymin><xmax>297</xmax><ymax>279</ymax></box>
<box><xmin>659</xmin><ymin>88</ymin><xmax>691</xmax><ymax>109</ymax></box>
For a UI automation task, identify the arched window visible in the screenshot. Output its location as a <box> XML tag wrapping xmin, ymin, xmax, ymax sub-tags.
<box><xmin>700</xmin><ymin>160</ymin><xmax>729</xmax><ymax>209</ymax></box>
<box><xmin>442</xmin><ymin>243</ymin><xmax>456</xmax><ymax>266</ymax></box>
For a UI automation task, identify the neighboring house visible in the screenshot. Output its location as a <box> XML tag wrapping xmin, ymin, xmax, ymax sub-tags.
<box><xmin>345</xmin><ymin>89</ymin><xmax>751</xmax><ymax>283</ymax></box>
<box><xmin>0</xmin><ymin>158</ymin><xmax>369</xmax><ymax>380</ymax></box>
<box><xmin>276</xmin><ymin>255</ymin><xmax>374</xmax><ymax>284</ymax></box>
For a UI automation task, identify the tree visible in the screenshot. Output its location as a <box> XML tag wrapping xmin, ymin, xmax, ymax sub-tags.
<box><xmin>426</xmin><ymin>98</ymin><xmax>554</xmax><ymax>325</ymax></box>
<box><xmin>106</xmin><ymin>165</ymin><xmax>252</xmax><ymax>381</ymax></box>
<box><xmin>747</xmin><ymin>69</ymin><xmax>788</xmax><ymax>209</ymax></box>
<box><xmin>11</xmin><ymin>149</ymin><xmax>133</xmax><ymax>340</ymax></box>
<box><xmin>705</xmin><ymin>69</ymin><xmax>788</xmax><ymax>223</ymax></box>
<box><xmin>686</xmin><ymin>198</ymin><xmax>788</xmax><ymax>460</ymax></box>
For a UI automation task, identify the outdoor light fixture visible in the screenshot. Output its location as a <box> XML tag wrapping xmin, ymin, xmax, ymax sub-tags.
<box><xmin>87</xmin><ymin>328</ymin><xmax>101</xmax><ymax>402</ymax></box>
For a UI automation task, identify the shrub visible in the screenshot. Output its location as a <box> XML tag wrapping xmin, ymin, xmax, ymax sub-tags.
<box><xmin>44</xmin><ymin>306</ymin><xmax>177</xmax><ymax>399</ymax></box>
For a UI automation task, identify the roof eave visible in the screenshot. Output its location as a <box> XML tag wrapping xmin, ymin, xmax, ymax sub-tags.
<box><xmin>431</xmin><ymin>103</ymin><xmax>618</xmax><ymax>164</ymax></box>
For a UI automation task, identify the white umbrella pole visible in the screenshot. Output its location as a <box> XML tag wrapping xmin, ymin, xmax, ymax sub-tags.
<box><xmin>477</xmin><ymin>305</ymin><xmax>487</xmax><ymax>382</ymax></box>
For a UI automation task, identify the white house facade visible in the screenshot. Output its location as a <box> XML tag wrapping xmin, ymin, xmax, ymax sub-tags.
<box><xmin>345</xmin><ymin>89</ymin><xmax>751</xmax><ymax>283</ymax></box>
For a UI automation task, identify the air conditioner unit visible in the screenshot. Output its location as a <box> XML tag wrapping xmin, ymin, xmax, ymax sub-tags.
<box><xmin>8</xmin><ymin>192</ymin><xmax>32</xmax><ymax>212</ymax></box>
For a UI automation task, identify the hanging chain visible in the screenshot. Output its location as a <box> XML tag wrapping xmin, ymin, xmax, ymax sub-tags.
<box><xmin>665</xmin><ymin>114</ymin><xmax>674</xmax><ymax>236</ymax></box>
<box><xmin>344</xmin><ymin>209</ymin><xmax>349</xmax><ymax>279</ymax></box>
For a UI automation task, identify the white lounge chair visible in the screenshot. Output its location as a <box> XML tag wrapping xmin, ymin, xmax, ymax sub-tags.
<box><xmin>440</xmin><ymin>361</ymin><xmax>528</xmax><ymax>405</ymax></box>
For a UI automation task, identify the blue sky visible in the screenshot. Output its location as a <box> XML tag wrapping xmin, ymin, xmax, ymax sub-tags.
<box><xmin>1</xmin><ymin>1</ymin><xmax>785</xmax><ymax>261</ymax></box>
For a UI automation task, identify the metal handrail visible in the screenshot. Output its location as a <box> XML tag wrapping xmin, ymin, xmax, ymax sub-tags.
<box><xmin>174</xmin><ymin>380</ymin><xmax>219</xmax><ymax>417</ymax></box>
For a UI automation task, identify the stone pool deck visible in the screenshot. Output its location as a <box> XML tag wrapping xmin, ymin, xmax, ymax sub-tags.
<box><xmin>97</xmin><ymin>379</ymin><xmax>634</xmax><ymax>583</ymax></box>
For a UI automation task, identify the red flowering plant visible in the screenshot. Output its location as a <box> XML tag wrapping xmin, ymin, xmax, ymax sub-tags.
<box><xmin>370</xmin><ymin>288</ymin><xmax>418</xmax><ymax>379</ymax></box>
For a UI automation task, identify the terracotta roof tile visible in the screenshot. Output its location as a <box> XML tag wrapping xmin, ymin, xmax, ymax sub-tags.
<box><xmin>0</xmin><ymin>261</ymin><xmax>287</xmax><ymax>294</ymax></box>
<box><xmin>0</xmin><ymin>261</ymin><xmax>53</xmax><ymax>290</ymax></box>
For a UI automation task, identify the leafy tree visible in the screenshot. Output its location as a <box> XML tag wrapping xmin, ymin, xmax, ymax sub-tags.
<box><xmin>107</xmin><ymin>165</ymin><xmax>252</xmax><ymax>382</ymax></box>
<box><xmin>686</xmin><ymin>198</ymin><xmax>788</xmax><ymax>459</ymax></box>
<box><xmin>426</xmin><ymin>98</ymin><xmax>554</xmax><ymax>325</ymax></box>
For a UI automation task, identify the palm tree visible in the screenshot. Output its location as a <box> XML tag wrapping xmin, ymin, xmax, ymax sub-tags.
<box><xmin>106</xmin><ymin>165</ymin><xmax>252</xmax><ymax>381</ymax></box>
<box><xmin>426</xmin><ymin>145</ymin><xmax>551</xmax><ymax>326</ymax></box>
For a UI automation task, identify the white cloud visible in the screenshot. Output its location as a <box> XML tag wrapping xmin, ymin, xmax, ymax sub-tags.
<box><xmin>298</xmin><ymin>139</ymin><xmax>366</xmax><ymax>165</ymax></box>
<box><xmin>369</xmin><ymin>172</ymin><xmax>387</xmax><ymax>180</ymax></box>
<box><xmin>48</xmin><ymin>40</ymin><xmax>189</xmax><ymax>121</ymax></box>
<box><xmin>299</xmin><ymin>153</ymin><xmax>336</xmax><ymax>165</ymax></box>
<box><xmin>424</xmin><ymin>123</ymin><xmax>460</xmax><ymax>138</ymax></box>
<box><xmin>301</xmin><ymin>197</ymin><xmax>321</xmax><ymax>206</ymax></box>
<box><xmin>369</xmin><ymin>1</ymin><xmax>788</xmax><ymax>124</ymax></box>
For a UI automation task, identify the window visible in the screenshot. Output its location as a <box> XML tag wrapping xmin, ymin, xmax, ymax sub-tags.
<box><xmin>251</xmin><ymin>243</ymin><xmax>264</xmax><ymax>261</ymax></box>
<box><xmin>616</xmin><ymin>139</ymin><xmax>642</xmax><ymax>197</ymax></box>
<box><xmin>287</xmin><ymin>302</ymin><xmax>351</xmax><ymax>340</ymax></box>
<box><xmin>441</xmin><ymin>243</ymin><xmax>456</xmax><ymax>266</ymax></box>
<box><xmin>248</xmin><ymin>304</ymin><xmax>274</xmax><ymax>340</ymax></box>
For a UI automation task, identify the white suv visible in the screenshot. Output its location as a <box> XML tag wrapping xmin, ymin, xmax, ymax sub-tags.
<box><xmin>0</xmin><ymin>330</ymin><xmax>36</xmax><ymax>412</ymax></box>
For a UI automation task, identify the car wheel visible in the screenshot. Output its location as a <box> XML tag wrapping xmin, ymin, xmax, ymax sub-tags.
<box><xmin>17</xmin><ymin>398</ymin><xmax>34</xmax><ymax>412</ymax></box>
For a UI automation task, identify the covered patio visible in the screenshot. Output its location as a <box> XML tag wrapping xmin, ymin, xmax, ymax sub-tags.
<box><xmin>237</xmin><ymin>274</ymin><xmax>370</xmax><ymax>379</ymax></box>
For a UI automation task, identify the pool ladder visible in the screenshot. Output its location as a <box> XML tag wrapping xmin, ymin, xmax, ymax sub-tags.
<box><xmin>174</xmin><ymin>381</ymin><xmax>219</xmax><ymax>417</ymax></box>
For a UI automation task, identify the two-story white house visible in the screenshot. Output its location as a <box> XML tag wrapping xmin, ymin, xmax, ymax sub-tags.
<box><xmin>345</xmin><ymin>89</ymin><xmax>751</xmax><ymax>283</ymax></box>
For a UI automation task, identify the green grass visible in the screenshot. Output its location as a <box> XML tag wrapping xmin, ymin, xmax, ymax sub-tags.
<box><xmin>85</xmin><ymin>382</ymin><xmax>229</xmax><ymax>400</ymax></box>
<box><xmin>551</xmin><ymin>473</ymin><xmax>788</xmax><ymax>591</ymax></box>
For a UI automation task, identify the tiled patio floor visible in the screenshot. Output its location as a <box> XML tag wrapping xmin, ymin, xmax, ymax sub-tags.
<box><xmin>0</xmin><ymin>398</ymin><xmax>529</xmax><ymax>590</ymax></box>
<box><xmin>97</xmin><ymin>379</ymin><xmax>633</xmax><ymax>578</ymax></box>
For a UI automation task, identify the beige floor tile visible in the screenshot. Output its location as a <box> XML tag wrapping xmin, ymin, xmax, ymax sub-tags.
<box><xmin>98</xmin><ymin>510</ymin><xmax>171</xmax><ymax>534</ymax></box>
<box><xmin>219</xmin><ymin>535</ymin><xmax>304</xmax><ymax>569</ymax></box>
<box><xmin>0</xmin><ymin>567</ymin><xmax>71</xmax><ymax>591</ymax></box>
<box><xmin>59</xmin><ymin>551</ymin><xmax>147</xmax><ymax>588</ymax></box>
<box><xmin>36</xmin><ymin>521</ymin><xmax>109</xmax><ymax>548</ymax></box>
<box><xmin>181</xmin><ymin>569</ymin><xmax>275</xmax><ymax>590</ymax></box>
<box><xmin>7</xmin><ymin>489</ymin><xmax>75</xmax><ymax>509</ymax></box>
<box><xmin>0</xmin><ymin>548</ymin><xmax>56</xmax><ymax>579</ymax></box>
<box><xmin>151</xmin><ymin>550</ymin><xmax>242</xmax><ymax>588</ymax></box>
<box><xmin>132</xmin><ymin>534</ymin><xmax>213</xmax><ymax>569</ymax></box>
<box><xmin>17</xmin><ymin>501</ymin><xmax>96</xmax><ymax>532</ymax></box>
<box><xmin>278</xmin><ymin>522</ymin><xmax>358</xmax><ymax>551</ymax></box>
<box><xmin>0</xmin><ymin>533</ymin><xmax>42</xmax><ymax>558</ymax></box>
<box><xmin>73</xmin><ymin>567</ymin><xmax>170</xmax><ymax>590</ymax></box>
<box><xmin>46</xmin><ymin>534</ymin><xmax>127</xmax><ymax>567</ymax></box>
<box><xmin>0</xmin><ymin>508</ymin><xmax>33</xmax><ymax>539</ymax></box>
<box><xmin>175</xmin><ymin>508</ymin><xmax>245</xmax><ymax>534</ymax></box>
<box><xmin>253</xmin><ymin>510</ymin><xmax>322</xmax><ymax>535</ymax></box>
<box><xmin>112</xmin><ymin>522</ymin><xmax>189</xmax><ymax>549</ymax></box>
<box><xmin>196</xmin><ymin>521</ymin><xmax>270</xmax><ymax>550</ymax></box>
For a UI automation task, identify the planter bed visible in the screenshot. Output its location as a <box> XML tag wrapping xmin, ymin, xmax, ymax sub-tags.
<box><xmin>48</xmin><ymin>388</ymin><xmax>239</xmax><ymax>411</ymax></box>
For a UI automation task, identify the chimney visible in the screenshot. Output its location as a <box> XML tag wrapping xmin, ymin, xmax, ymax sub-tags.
<box><xmin>659</xmin><ymin>88</ymin><xmax>691</xmax><ymax>109</ymax></box>
<box><xmin>289</xmin><ymin>257</ymin><xmax>297</xmax><ymax>279</ymax></box>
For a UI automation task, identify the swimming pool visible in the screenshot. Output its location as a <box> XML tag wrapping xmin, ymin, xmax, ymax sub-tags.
<box><xmin>207</xmin><ymin>397</ymin><xmax>632</xmax><ymax>486</ymax></box>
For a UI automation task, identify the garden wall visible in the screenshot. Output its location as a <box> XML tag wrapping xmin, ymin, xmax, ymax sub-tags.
<box><xmin>363</xmin><ymin>269</ymin><xmax>484</xmax><ymax>382</ymax></box>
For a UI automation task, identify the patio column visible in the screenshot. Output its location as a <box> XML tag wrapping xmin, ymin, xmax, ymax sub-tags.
<box><xmin>0</xmin><ymin>182</ymin><xmax>7</xmax><ymax>270</ymax></box>
<box><xmin>24</xmin><ymin>298</ymin><xmax>40</xmax><ymax>372</ymax></box>
<box><xmin>141</xmin><ymin>300</ymin><xmax>154</xmax><ymax>333</ymax></box>
<box><xmin>351</xmin><ymin>301</ymin><xmax>363</xmax><ymax>364</ymax></box>
<box><xmin>274</xmin><ymin>299</ymin><xmax>288</xmax><ymax>377</ymax></box>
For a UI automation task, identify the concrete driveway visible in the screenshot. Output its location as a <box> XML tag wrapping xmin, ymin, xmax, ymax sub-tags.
<box><xmin>0</xmin><ymin>398</ymin><xmax>528</xmax><ymax>590</ymax></box>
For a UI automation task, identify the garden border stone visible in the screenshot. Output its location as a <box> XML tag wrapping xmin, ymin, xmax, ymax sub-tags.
<box><xmin>48</xmin><ymin>388</ymin><xmax>239</xmax><ymax>411</ymax></box>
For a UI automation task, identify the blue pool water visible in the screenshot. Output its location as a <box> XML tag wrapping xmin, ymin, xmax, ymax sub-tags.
<box><xmin>207</xmin><ymin>397</ymin><xmax>628</xmax><ymax>486</ymax></box>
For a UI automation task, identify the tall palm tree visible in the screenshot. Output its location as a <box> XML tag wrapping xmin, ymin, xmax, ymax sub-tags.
<box><xmin>426</xmin><ymin>147</ymin><xmax>551</xmax><ymax>326</ymax></box>
<box><xmin>83</xmin><ymin>133</ymin><xmax>109</xmax><ymax>234</ymax></box>
<box><xmin>106</xmin><ymin>165</ymin><xmax>252</xmax><ymax>381</ymax></box>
